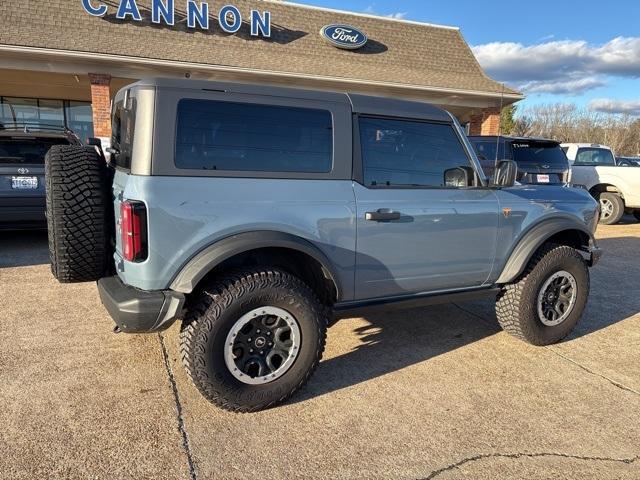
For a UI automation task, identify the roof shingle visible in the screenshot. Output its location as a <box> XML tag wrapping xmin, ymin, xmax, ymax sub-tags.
<box><xmin>0</xmin><ymin>0</ymin><xmax>519</xmax><ymax>96</ymax></box>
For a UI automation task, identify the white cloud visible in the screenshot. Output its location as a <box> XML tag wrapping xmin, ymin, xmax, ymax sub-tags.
<box><xmin>589</xmin><ymin>98</ymin><xmax>640</xmax><ymax>116</ymax></box>
<box><xmin>364</xmin><ymin>5</ymin><xmax>407</xmax><ymax>20</ymax></box>
<box><xmin>385</xmin><ymin>12</ymin><xmax>407</xmax><ymax>20</ymax></box>
<box><xmin>521</xmin><ymin>78</ymin><xmax>607</xmax><ymax>95</ymax></box>
<box><xmin>471</xmin><ymin>36</ymin><xmax>640</xmax><ymax>95</ymax></box>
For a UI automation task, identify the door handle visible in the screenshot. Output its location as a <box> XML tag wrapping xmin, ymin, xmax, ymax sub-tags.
<box><xmin>365</xmin><ymin>209</ymin><xmax>401</xmax><ymax>221</ymax></box>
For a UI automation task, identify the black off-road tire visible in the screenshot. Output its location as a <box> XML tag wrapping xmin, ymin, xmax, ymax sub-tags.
<box><xmin>45</xmin><ymin>145</ymin><xmax>109</xmax><ymax>283</ymax></box>
<box><xmin>598</xmin><ymin>192</ymin><xmax>624</xmax><ymax>225</ymax></box>
<box><xmin>496</xmin><ymin>244</ymin><xmax>589</xmax><ymax>346</ymax></box>
<box><xmin>180</xmin><ymin>268</ymin><xmax>328</xmax><ymax>413</ymax></box>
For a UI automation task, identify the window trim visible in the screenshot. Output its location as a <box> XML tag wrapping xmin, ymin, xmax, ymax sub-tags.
<box><xmin>151</xmin><ymin>89</ymin><xmax>352</xmax><ymax>180</ymax></box>
<box><xmin>353</xmin><ymin>113</ymin><xmax>485</xmax><ymax>190</ymax></box>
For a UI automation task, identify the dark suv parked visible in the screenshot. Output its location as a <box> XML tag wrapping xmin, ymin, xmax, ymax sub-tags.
<box><xmin>0</xmin><ymin>123</ymin><xmax>81</xmax><ymax>229</ymax></box>
<box><xmin>45</xmin><ymin>78</ymin><xmax>600</xmax><ymax>412</ymax></box>
<box><xmin>468</xmin><ymin>135</ymin><xmax>570</xmax><ymax>185</ymax></box>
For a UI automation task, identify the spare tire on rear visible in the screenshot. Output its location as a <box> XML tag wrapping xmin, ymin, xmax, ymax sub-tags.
<box><xmin>45</xmin><ymin>145</ymin><xmax>110</xmax><ymax>283</ymax></box>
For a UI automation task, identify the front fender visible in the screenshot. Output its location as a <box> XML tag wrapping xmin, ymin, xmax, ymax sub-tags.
<box><xmin>496</xmin><ymin>217</ymin><xmax>596</xmax><ymax>284</ymax></box>
<box><xmin>169</xmin><ymin>230</ymin><xmax>343</xmax><ymax>297</ymax></box>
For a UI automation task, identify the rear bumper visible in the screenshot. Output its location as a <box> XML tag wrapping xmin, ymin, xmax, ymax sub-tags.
<box><xmin>0</xmin><ymin>196</ymin><xmax>46</xmax><ymax>228</ymax></box>
<box><xmin>97</xmin><ymin>276</ymin><xmax>185</xmax><ymax>333</ymax></box>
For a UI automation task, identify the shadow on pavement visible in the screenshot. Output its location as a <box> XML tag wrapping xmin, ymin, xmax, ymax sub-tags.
<box><xmin>292</xmin><ymin>303</ymin><xmax>500</xmax><ymax>403</ymax></box>
<box><xmin>0</xmin><ymin>230</ymin><xmax>49</xmax><ymax>268</ymax></box>
<box><xmin>293</xmin><ymin>234</ymin><xmax>640</xmax><ymax>403</ymax></box>
<box><xmin>614</xmin><ymin>214</ymin><xmax>640</xmax><ymax>226</ymax></box>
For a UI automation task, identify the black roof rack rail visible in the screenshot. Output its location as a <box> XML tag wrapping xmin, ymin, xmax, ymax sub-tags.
<box><xmin>0</xmin><ymin>122</ymin><xmax>75</xmax><ymax>134</ymax></box>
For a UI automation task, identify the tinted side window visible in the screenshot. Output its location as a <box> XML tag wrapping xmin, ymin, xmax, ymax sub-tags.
<box><xmin>470</xmin><ymin>140</ymin><xmax>505</xmax><ymax>162</ymax></box>
<box><xmin>360</xmin><ymin>117</ymin><xmax>472</xmax><ymax>187</ymax></box>
<box><xmin>175</xmin><ymin>99</ymin><xmax>333</xmax><ymax>173</ymax></box>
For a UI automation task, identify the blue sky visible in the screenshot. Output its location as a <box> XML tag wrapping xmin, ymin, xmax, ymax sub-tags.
<box><xmin>291</xmin><ymin>0</ymin><xmax>640</xmax><ymax>114</ymax></box>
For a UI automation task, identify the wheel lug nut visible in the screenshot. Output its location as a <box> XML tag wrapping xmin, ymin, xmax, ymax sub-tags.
<box><xmin>269</xmin><ymin>342</ymin><xmax>273</xmax><ymax>347</ymax></box>
<box><xmin>260</xmin><ymin>351</ymin><xmax>264</xmax><ymax>355</ymax></box>
<box><xmin>250</xmin><ymin>349</ymin><xmax>254</xmax><ymax>353</ymax></box>
<box><xmin>257</xmin><ymin>329</ymin><xmax>261</xmax><ymax>333</ymax></box>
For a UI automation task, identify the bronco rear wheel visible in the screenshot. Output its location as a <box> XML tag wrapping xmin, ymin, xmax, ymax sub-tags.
<box><xmin>45</xmin><ymin>145</ymin><xmax>110</xmax><ymax>283</ymax></box>
<box><xmin>180</xmin><ymin>268</ymin><xmax>327</xmax><ymax>412</ymax></box>
<box><xmin>496</xmin><ymin>243</ymin><xmax>589</xmax><ymax>346</ymax></box>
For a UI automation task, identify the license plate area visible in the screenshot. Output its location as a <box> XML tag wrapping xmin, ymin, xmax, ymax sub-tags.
<box><xmin>536</xmin><ymin>174</ymin><xmax>550</xmax><ymax>183</ymax></box>
<box><xmin>11</xmin><ymin>176</ymin><xmax>38</xmax><ymax>189</ymax></box>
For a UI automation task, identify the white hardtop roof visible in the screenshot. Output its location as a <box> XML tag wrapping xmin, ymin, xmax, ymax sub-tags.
<box><xmin>560</xmin><ymin>143</ymin><xmax>612</xmax><ymax>150</ymax></box>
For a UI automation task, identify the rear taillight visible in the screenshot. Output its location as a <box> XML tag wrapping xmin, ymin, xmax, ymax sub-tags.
<box><xmin>120</xmin><ymin>200</ymin><xmax>147</xmax><ymax>262</ymax></box>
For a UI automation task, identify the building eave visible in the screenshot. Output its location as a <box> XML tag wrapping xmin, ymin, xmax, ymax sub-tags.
<box><xmin>0</xmin><ymin>45</ymin><xmax>524</xmax><ymax>104</ymax></box>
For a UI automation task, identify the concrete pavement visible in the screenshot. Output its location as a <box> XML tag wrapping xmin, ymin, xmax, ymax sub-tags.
<box><xmin>0</xmin><ymin>219</ymin><xmax>638</xmax><ymax>479</ymax></box>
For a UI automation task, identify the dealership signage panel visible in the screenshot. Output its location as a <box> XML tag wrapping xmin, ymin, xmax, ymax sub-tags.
<box><xmin>320</xmin><ymin>24</ymin><xmax>368</xmax><ymax>50</ymax></box>
<box><xmin>81</xmin><ymin>0</ymin><xmax>272</xmax><ymax>37</ymax></box>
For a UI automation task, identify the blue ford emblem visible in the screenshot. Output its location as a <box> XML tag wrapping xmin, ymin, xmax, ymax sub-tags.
<box><xmin>320</xmin><ymin>24</ymin><xmax>368</xmax><ymax>50</ymax></box>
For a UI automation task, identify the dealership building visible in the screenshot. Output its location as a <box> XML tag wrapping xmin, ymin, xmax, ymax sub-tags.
<box><xmin>0</xmin><ymin>0</ymin><xmax>521</xmax><ymax>145</ymax></box>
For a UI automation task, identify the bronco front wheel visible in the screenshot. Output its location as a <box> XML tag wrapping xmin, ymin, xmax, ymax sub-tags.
<box><xmin>180</xmin><ymin>268</ymin><xmax>327</xmax><ymax>412</ymax></box>
<box><xmin>496</xmin><ymin>244</ymin><xmax>590</xmax><ymax>346</ymax></box>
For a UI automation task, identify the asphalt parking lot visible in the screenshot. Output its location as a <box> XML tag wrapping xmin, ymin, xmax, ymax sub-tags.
<box><xmin>1</xmin><ymin>220</ymin><xmax>639</xmax><ymax>480</ymax></box>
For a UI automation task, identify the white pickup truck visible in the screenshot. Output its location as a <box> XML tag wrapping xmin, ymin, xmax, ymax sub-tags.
<box><xmin>562</xmin><ymin>143</ymin><xmax>640</xmax><ymax>224</ymax></box>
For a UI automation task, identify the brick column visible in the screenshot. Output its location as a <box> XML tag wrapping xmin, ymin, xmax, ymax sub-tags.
<box><xmin>469</xmin><ymin>108</ymin><xmax>501</xmax><ymax>136</ymax></box>
<box><xmin>88</xmin><ymin>73</ymin><xmax>112</xmax><ymax>140</ymax></box>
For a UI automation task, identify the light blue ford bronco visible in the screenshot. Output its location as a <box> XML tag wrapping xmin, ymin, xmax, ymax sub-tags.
<box><xmin>46</xmin><ymin>78</ymin><xmax>601</xmax><ymax>412</ymax></box>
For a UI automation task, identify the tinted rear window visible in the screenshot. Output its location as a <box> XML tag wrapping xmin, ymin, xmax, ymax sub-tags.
<box><xmin>574</xmin><ymin>148</ymin><xmax>615</xmax><ymax>166</ymax></box>
<box><xmin>175</xmin><ymin>99</ymin><xmax>333</xmax><ymax>173</ymax></box>
<box><xmin>0</xmin><ymin>137</ymin><xmax>70</xmax><ymax>164</ymax></box>
<box><xmin>511</xmin><ymin>142</ymin><xmax>568</xmax><ymax>168</ymax></box>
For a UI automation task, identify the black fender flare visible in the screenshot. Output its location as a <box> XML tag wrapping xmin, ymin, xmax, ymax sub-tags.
<box><xmin>169</xmin><ymin>230</ymin><xmax>342</xmax><ymax>297</ymax></box>
<box><xmin>495</xmin><ymin>217</ymin><xmax>595</xmax><ymax>284</ymax></box>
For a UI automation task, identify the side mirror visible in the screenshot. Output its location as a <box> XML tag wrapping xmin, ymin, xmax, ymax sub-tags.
<box><xmin>444</xmin><ymin>166</ymin><xmax>475</xmax><ymax>188</ymax></box>
<box><xmin>86</xmin><ymin>137</ymin><xmax>102</xmax><ymax>147</ymax></box>
<box><xmin>491</xmin><ymin>160</ymin><xmax>518</xmax><ymax>187</ymax></box>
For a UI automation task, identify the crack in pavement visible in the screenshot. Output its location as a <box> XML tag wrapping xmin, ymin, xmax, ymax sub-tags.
<box><xmin>452</xmin><ymin>303</ymin><xmax>640</xmax><ymax>397</ymax></box>
<box><xmin>158</xmin><ymin>333</ymin><xmax>198</xmax><ymax>480</ymax></box>
<box><xmin>421</xmin><ymin>452</ymin><xmax>640</xmax><ymax>479</ymax></box>
<box><xmin>545</xmin><ymin>347</ymin><xmax>640</xmax><ymax>396</ymax></box>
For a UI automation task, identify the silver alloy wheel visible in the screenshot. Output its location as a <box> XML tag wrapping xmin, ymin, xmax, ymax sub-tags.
<box><xmin>600</xmin><ymin>197</ymin><xmax>614</xmax><ymax>220</ymax></box>
<box><xmin>536</xmin><ymin>270</ymin><xmax>578</xmax><ymax>326</ymax></box>
<box><xmin>224</xmin><ymin>306</ymin><xmax>301</xmax><ymax>385</ymax></box>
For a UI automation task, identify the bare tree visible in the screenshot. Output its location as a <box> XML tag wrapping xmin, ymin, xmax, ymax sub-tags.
<box><xmin>515</xmin><ymin>103</ymin><xmax>640</xmax><ymax>156</ymax></box>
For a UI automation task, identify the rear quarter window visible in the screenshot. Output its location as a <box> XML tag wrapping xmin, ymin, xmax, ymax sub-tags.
<box><xmin>174</xmin><ymin>99</ymin><xmax>333</xmax><ymax>173</ymax></box>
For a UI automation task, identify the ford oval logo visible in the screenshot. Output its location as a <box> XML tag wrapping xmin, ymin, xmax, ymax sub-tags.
<box><xmin>320</xmin><ymin>24</ymin><xmax>368</xmax><ymax>50</ymax></box>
